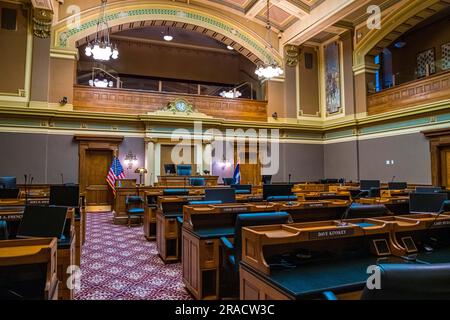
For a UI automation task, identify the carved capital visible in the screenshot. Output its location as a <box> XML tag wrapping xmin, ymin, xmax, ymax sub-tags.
<box><xmin>284</xmin><ymin>45</ymin><xmax>300</xmax><ymax>68</ymax></box>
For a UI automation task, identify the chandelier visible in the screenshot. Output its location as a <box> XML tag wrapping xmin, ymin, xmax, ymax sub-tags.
<box><xmin>85</xmin><ymin>0</ymin><xmax>118</xmax><ymax>61</ymax></box>
<box><xmin>220</xmin><ymin>90</ymin><xmax>242</xmax><ymax>99</ymax></box>
<box><xmin>88</xmin><ymin>67</ymin><xmax>122</xmax><ymax>89</ymax></box>
<box><xmin>255</xmin><ymin>0</ymin><xmax>283</xmax><ymax>79</ymax></box>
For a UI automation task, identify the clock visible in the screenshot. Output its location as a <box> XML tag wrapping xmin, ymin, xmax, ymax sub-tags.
<box><xmin>167</xmin><ymin>98</ymin><xmax>194</xmax><ymax>114</ymax></box>
<box><xmin>175</xmin><ymin>100</ymin><xmax>187</xmax><ymax>112</ymax></box>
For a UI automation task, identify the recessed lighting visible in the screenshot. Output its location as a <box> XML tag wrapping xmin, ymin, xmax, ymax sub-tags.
<box><xmin>227</xmin><ymin>45</ymin><xmax>234</xmax><ymax>50</ymax></box>
<box><xmin>164</xmin><ymin>35</ymin><xmax>173</xmax><ymax>41</ymax></box>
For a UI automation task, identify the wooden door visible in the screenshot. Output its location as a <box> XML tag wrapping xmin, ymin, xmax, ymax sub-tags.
<box><xmin>440</xmin><ymin>148</ymin><xmax>450</xmax><ymax>188</ymax></box>
<box><xmin>85</xmin><ymin>150</ymin><xmax>112</xmax><ymax>205</ymax></box>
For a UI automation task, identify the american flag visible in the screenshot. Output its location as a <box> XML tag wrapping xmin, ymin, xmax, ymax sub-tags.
<box><xmin>106</xmin><ymin>156</ymin><xmax>125</xmax><ymax>197</ymax></box>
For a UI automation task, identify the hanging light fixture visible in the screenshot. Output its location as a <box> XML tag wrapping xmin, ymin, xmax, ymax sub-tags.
<box><xmin>255</xmin><ymin>0</ymin><xmax>283</xmax><ymax>79</ymax></box>
<box><xmin>163</xmin><ymin>27</ymin><xmax>173</xmax><ymax>41</ymax></box>
<box><xmin>85</xmin><ymin>0</ymin><xmax>118</xmax><ymax>61</ymax></box>
<box><xmin>220</xmin><ymin>90</ymin><xmax>242</xmax><ymax>99</ymax></box>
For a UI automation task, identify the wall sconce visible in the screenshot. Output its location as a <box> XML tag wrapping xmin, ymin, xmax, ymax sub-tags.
<box><xmin>124</xmin><ymin>151</ymin><xmax>138</xmax><ymax>169</ymax></box>
<box><xmin>135</xmin><ymin>167</ymin><xmax>148</xmax><ymax>186</ymax></box>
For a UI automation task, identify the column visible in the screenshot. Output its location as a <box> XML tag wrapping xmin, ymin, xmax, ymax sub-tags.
<box><xmin>202</xmin><ymin>141</ymin><xmax>213</xmax><ymax>174</ymax></box>
<box><xmin>144</xmin><ymin>138</ymin><xmax>157</xmax><ymax>186</ymax></box>
<box><xmin>352</xmin><ymin>62</ymin><xmax>379</xmax><ymax>116</ymax></box>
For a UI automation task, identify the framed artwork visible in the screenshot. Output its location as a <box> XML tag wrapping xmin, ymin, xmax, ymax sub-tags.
<box><xmin>324</xmin><ymin>41</ymin><xmax>341</xmax><ymax>115</ymax></box>
<box><xmin>416</xmin><ymin>48</ymin><xmax>435</xmax><ymax>78</ymax></box>
<box><xmin>442</xmin><ymin>42</ymin><xmax>450</xmax><ymax>71</ymax></box>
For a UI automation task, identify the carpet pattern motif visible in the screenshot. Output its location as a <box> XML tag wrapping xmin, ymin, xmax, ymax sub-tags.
<box><xmin>75</xmin><ymin>212</ymin><xmax>192</xmax><ymax>300</ymax></box>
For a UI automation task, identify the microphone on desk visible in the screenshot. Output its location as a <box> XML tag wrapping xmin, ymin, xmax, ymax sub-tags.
<box><xmin>338</xmin><ymin>190</ymin><xmax>368</xmax><ymax>226</ymax></box>
<box><xmin>30</xmin><ymin>176</ymin><xmax>34</xmax><ymax>185</ymax></box>
<box><xmin>288</xmin><ymin>174</ymin><xmax>292</xmax><ymax>185</ymax></box>
<box><xmin>61</xmin><ymin>173</ymin><xmax>64</xmax><ymax>185</ymax></box>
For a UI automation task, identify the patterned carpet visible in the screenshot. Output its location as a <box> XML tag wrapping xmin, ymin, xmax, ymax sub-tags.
<box><xmin>75</xmin><ymin>212</ymin><xmax>192</xmax><ymax>300</ymax></box>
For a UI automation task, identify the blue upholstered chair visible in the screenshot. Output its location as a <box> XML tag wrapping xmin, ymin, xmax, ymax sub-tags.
<box><xmin>0</xmin><ymin>221</ymin><xmax>8</xmax><ymax>240</ymax></box>
<box><xmin>223</xmin><ymin>178</ymin><xmax>234</xmax><ymax>186</ymax></box>
<box><xmin>126</xmin><ymin>196</ymin><xmax>145</xmax><ymax>228</ymax></box>
<box><xmin>177</xmin><ymin>165</ymin><xmax>192</xmax><ymax>176</ymax></box>
<box><xmin>345</xmin><ymin>203</ymin><xmax>389</xmax><ymax>219</ymax></box>
<box><xmin>163</xmin><ymin>189</ymin><xmax>189</xmax><ymax>196</ymax></box>
<box><xmin>231</xmin><ymin>184</ymin><xmax>252</xmax><ymax>195</ymax></box>
<box><xmin>266</xmin><ymin>195</ymin><xmax>298</xmax><ymax>202</ymax></box>
<box><xmin>189</xmin><ymin>177</ymin><xmax>206</xmax><ymax>187</ymax></box>
<box><xmin>220</xmin><ymin>212</ymin><xmax>292</xmax><ymax>297</ymax></box>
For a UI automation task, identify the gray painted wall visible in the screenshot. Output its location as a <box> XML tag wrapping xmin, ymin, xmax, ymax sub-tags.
<box><xmin>0</xmin><ymin>132</ymin><xmax>79</xmax><ymax>184</ymax></box>
<box><xmin>0</xmin><ymin>131</ymin><xmax>432</xmax><ymax>185</ymax></box>
<box><xmin>358</xmin><ymin>132</ymin><xmax>431</xmax><ymax>184</ymax></box>
<box><xmin>273</xmin><ymin>143</ymin><xmax>324</xmax><ymax>183</ymax></box>
<box><xmin>324</xmin><ymin>140</ymin><xmax>358</xmax><ymax>182</ymax></box>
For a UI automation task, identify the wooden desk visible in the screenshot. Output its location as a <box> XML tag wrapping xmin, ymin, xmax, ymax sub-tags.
<box><xmin>295</xmin><ymin>191</ymin><xmax>351</xmax><ymax>201</ymax></box>
<box><xmin>114</xmin><ymin>185</ymin><xmax>232</xmax><ymax>224</ymax></box>
<box><xmin>240</xmin><ymin>213</ymin><xmax>450</xmax><ymax>300</ymax></box>
<box><xmin>182</xmin><ymin>203</ymin><xmax>279</xmax><ymax>300</ymax></box>
<box><xmin>0</xmin><ymin>238</ymin><xmax>58</xmax><ymax>300</ymax></box>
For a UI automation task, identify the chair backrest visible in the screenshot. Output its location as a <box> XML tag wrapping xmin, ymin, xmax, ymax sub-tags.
<box><xmin>177</xmin><ymin>165</ymin><xmax>192</xmax><ymax>176</ymax></box>
<box><xmin>126</xmin><ymin>196</ymin><xmax>143</xmax><ymax>205</ymax></box>
<box><xmin>0</xmin><ymin>221</ymin><xmax>8</xmax><ymax>240</ymax></box>
<box><xmin>231</xmin><ymin>184</ymin><xmax>252</xmax><ymax>194</ymax></box>
<box><xmin>361</xmin><ymin>263</ymin><xmax>450</xmax><ymax>300</ymax></box>
<box><xmin>262</xmin><ymin>175</ymin><xmax>272</xmax><ymax>185</ymax></box>
<box><xmin>369</xmin><ymin>187</ymin><xmax>381</xmax><ymax>198</ymax></box>
<box><xmin>189</xmin><ymin>177</ymin><xmax>206</xmax><ymax>187</ymax></box>
<box><xmin>234</xmin><ymin>212</ymin><xmax>291</xmax><ymax>265</ymax></box>
<box><xmin>223</xmin><ymin>178</ymin><xmax>234</xmax><ymax>186</ymax></box>
<box><xmin>346</xmin><ymin>203</ymin><xmax>389</xmax><ymax>219</ymax></box>
<box><xmin>163</xmin><ymin>189</ymin><xmax>189</xmax><ymax>196</ymax></box>
<box><xmin>189</xmin><ymin>200</ymin><xmax>222</xmax><ymax>205</ymax></box>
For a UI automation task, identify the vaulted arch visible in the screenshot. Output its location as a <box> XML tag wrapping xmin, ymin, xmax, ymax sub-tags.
<box><xmin>52</xmin><ymin>1</ymin><xmax>282</xmax><ymax>65</ymax></box>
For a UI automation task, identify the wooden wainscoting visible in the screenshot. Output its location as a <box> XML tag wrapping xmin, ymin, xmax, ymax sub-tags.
<box><xmin>368</xmin><ymin>71</ymin><xmax>450</xmax><ymax>115</ymax></box>
<box><xmin>73</xmin><ymin>85</ymin><xmax>268</xmax><ymax>122</ymax></box>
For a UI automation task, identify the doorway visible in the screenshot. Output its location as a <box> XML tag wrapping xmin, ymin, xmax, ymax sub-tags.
<box><xmin>85</xmin><ymin>150</ymin><xmax>112</xmax><ymax>206</ymax></box>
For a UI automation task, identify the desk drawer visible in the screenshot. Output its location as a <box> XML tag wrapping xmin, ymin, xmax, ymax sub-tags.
<box><xmin>199</xmin><ymin>239</ymin><xmax>219</xmax><ymax>269</ymax></box>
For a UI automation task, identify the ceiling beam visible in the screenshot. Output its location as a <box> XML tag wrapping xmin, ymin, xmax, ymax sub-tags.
<box><xmin>246</xmin><ymin>0</ymin><xmax>267</xmax><ymax>18</ymax></box>
<box><xmin>272</xmin><ymin>0</ymin><xmax>309</xmax><ymax>18</ymax></box>
<box><xmin>281</xmin><ymin>0</ymin><xmax>372</xmax><ymax>46</ymax></box>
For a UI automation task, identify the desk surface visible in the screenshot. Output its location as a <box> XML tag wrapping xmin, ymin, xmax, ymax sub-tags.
<box><xmin>416</xmin><ymin>247</ymin><xmax>450</xmax><ymax>264</ymax></box>
<box><xmin>261</xmin><ymin>255</ymin><xmax>413</xmax><ymax>299</ymax></box>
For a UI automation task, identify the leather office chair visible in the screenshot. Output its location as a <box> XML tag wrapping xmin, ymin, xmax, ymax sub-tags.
<box><xmin>346</xmin><ymin>203</ymin><xmax>390</xmax><ymax>219</ymax></box>
<box><xmin>223</xmin><ymin>178</ymin><xmax>234</xmax><ymax>186</ymax></box>
<box><xmin>220</xmin><ymin>212</ymin><xmax>292</xmax><ymax>297</ymax></box>
<box><xmin>125</xmin><ymin>196</ymin><xmax>145</xmax><ymax>228</ymax></box>
<box><xmin>361</xmin><ymin>263</ymin><xmax>450</xmax><ymax>300</ymax></box>
<box><xmin>162</xmin><ymin>189</ymin><xmax>189</xmax><ymax>196</ymax></box>
<box><xmin>0</xmin><ymin>220</ymin><xmax>8</xmax><ymax>240</ymax></box>
<box><xmin>177</xmin><ymin>165</ymin><xmax>192</xmax><ymax>176</ymax></box>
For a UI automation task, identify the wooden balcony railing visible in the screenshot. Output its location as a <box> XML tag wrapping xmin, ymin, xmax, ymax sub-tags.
<box><xmin>367</xmin><ymin>70</ymin><xmax>450</xmax><ymax>115</ymax></box>
<box><xmin>73</xmin><ymin>85</ymin><xmax>268</xmax><ymax>122</ymax></box>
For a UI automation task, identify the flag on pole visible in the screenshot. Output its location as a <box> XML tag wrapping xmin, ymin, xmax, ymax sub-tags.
<box><xmin>233</xmin><ymin>163</ymin><xmax>241</xmax><ymax>184</ymax></box>
<box><xmin>106</xmin><ymin>156</ymin><xmax>126</xmax><ymax>198</ymax></box>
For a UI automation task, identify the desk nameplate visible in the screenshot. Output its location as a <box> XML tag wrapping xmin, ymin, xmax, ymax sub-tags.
<box><xmin>308</xmin><ymin>228</ymin><xmax>355</xmax><ymax>240</ymax></box>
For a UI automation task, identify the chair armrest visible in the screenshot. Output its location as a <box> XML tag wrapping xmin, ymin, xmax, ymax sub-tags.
<box><xmin>220</xmin><ymin>236</ymin><xmax>234</xmax><ymax>251</ymax></box>
<box><xmin>322</xmin><ymin>291</ymin><xmax>338</xmax><ymax>300</ymax></box>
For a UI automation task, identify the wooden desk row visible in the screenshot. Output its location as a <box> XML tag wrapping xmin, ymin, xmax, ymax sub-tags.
<box><xmin>178</xmin><ymin>200</ymin><xmax>350</xmax><ymax>300</ymax></box>
<box><xmin>240</xmin><ymin>212</ymin><xmax>450</xmax><ymax>300</ymax></box>
<box><xmin>114</xmin><ymin>185</ymin><xmax>261</xmax><ymax>225</ymax></box>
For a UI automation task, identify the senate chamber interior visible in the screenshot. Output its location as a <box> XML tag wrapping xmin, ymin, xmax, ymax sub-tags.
<box><xmin>1</xmin><ymin>0</ymin><xmax>450</xmax><ymax>303</ymax></box>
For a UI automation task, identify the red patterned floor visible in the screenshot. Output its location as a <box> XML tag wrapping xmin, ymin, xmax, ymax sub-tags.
<box><xmin>75</xmin><ymin>212</ymin><xmax>192</xmax><ymax>300</ymax></box>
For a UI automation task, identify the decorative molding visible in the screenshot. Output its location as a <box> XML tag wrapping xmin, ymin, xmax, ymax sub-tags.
<box><xmin>52</xmin><ymin>2</ymin><xmax>282</xmax><ymax>65</ymax></box>
<box><xmin>285</xmin><ymin>45</ymin><xmax>300</xmax><ymax>67</ymax></box>
<box><xmin>32</xmin><ymin>8</ymin><xmax>53</xmax><ymax>38</ymax></box>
